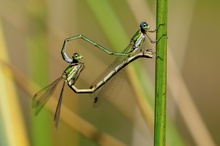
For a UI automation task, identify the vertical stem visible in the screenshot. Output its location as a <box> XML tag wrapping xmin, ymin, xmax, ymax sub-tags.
<box><xmin>154</xmin><ymin>0</ymin><xmax>167</xmax><ymax>146</ymax></box>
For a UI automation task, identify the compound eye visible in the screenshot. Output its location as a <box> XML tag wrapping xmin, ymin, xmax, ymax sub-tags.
<box><xmin>74</xmin><ymin>53</ymin><xmax>78</xmax><ymax>57</ymax></box>
<box><xmin>140</xmin><ymin>22</ymin><xmax>150</xmax><ymax>30</ymax></box>
<box><xmin>141</xmin><ymin>22</ymin><xmax>147</xmax><ymax>27</ymax></box>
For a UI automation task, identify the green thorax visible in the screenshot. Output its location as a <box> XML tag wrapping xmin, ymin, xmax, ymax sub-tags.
<box><xmin>63</xmin><ymin>62</ymin><xmax>84</xmax><ymax>84</ymax></box>
<box><xmin>131</xmin><ymin>30</ymin><xmax>142</xmax><ymax>43</ymax></box>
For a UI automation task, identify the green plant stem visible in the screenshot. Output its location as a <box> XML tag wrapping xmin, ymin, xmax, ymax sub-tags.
<box><xmin>154</xmin><ymin>0</ymin><xmax>167</xmax><ymax>146</ymax></box>
<box><xmin>27</xmin><ymin>1</ymin><xmax>52</xmax><ymax>145</ymax></box>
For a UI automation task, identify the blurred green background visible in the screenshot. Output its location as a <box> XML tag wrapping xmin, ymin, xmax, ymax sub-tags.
<box><xmin>0</xmin><ymin>0</ymin><xmax>219</xmax><ymax>146</ymax></box>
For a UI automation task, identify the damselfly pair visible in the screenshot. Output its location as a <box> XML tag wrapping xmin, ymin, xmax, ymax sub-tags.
<box><xmin>32</xmin><ymin>22</ymin><xmax>165</xmax><ymax>127</ymax></box>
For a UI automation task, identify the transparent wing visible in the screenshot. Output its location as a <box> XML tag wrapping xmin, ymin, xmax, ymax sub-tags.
<box><xmin>91</xmin><ymin>43</ymin><xmax>132</xmax><ymax>87</ymax></box>
<box><xmin>32</xmin><ymin>76</ymin><xmax>63</xmax><ymax>115</ymax></box>
<box><xmin>54</xmin><ymin>80</ymin><xmax>66</xmax><ymax>128</ymax></box>
<box><xmin>91</xmin><ymin>44</ymin><xmax>132</xmax><ymax>109</ymax></box>
<box><xmin>93</xmin><ymin>69</ymin><xmax>125</xmax><ymax>110</ymax></box>
<box><xmin>91</xmin><ymin>35</ymin><xmax>147</xmax><ymax>109</ymax></box>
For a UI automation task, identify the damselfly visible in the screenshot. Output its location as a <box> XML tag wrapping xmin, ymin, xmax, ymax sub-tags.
<box><xmin>32</xmin><ymin>51</ymin><xmax>84</xmax><ymax>128</ymax></box>
<box><xmin>90</xmin><ymin>22</ymin><xmax>166</xmax><ymax>108</ymax></box>
<box><xmin>62</xmin><ymin>22</ymin><xmax>165</xmax><ymax>109</ymax></box>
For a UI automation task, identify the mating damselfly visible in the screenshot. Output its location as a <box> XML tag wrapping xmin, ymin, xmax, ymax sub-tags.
<box><xmin>33</xmin><ymin>22</ymin><xmax>165</xmax><ymax>126</ymax></box>
<box><xmin>66</xmin><ymin>22</ymin><xmax>165</xmax><ymax>109</ymax></box>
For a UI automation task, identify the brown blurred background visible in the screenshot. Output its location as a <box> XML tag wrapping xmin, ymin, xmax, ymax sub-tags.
<box><xmin>0</xmin><ymin>0</ymin><xmax>219</xmax><ymax>146</ymax></box>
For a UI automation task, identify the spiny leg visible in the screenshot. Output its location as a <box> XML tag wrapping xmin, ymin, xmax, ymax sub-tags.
<box><xmin>146</xmin><ymin>33</ymin><xmax>167</xmax><ymax>44</ymax></box>
<box><xmin>147</xmin><ymin>23</ymin><xmax>165</xmax><ymax>33</ymax></box>
<box><xmin>145</xmin><ymin>23</ymin><xmax>167</xmax><ymax>44</ymax></box>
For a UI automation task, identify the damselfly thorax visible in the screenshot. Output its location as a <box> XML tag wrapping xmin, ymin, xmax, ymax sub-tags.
<box><xmin>63</xmin><ymin>62</ymin><xmax>84</xmax><ymax>86</ymax></box>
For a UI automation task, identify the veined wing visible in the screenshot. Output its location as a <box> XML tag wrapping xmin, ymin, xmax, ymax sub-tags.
<box><xmin>91</xmin><ymin>42</ymin><xmax>133</xmax><ymax>87</ymax></box>
<box><xmin>91</xmin><ymin>34</ymin><xmax>147</xmax><ymax>109</ymax></box>
<box><xmin>91</xmin><ymin>43</ymin><xmax>133</xmax><ymax>109</ymax></box>
<box><xmin>32</xmin><ymin>76</ymin><xmax>63</xmax><ymax>115</ymax></box>
<box><xmin>93</xmin><ymin>68</ymin><xmax>125</xmax><ymax>110</ymax></box>
<box><xmin>54</xmin><ymin>80</ymin><xmax>66</xmax><ymax>128</ymax></box>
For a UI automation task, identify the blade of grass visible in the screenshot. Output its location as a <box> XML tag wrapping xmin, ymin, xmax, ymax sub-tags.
<box><xmin>85</xmin><ymin>0</ymin><xmax>129</xmax><ymax>49</ymax></box>
<box><xmin>154</xmin><ymin>0</ymin><xmax>167</xmax><ymax>146</ymax></box>
<box><xmin>168</xmin><ymin>50</ymin><xmax>216</xmax><ymax>146</ymax></box>
<box><xmin>0</xmin><ymin>19</ymin><xmax>29</xmax><ymax>146</ymax></box>
<box><xmin>26</xmin><ymin>1</ymin><xmax>52</xmax><ymax>145</ymax></box>
<box><xmin>0</xmin><ymin>112</ymin><xmax>7</xmax><ymax>146</ymax></box>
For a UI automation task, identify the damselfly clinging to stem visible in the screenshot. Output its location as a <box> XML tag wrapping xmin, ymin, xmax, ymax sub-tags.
<box><xmin>64</xmin><ymin>22</ymin><xmax>166</xmax><ymax>109</ymax></box>
<box><xmin>32</xmin><ymin>50</ymin><xmax>84</xmax><ymax>128</ymax></box>
<box><xmin>32</xmin><ymin>22</ymin><xmax>165</xmax><ymax>126</ymax></box>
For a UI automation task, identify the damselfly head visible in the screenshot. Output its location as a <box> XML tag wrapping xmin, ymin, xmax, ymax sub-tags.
<box><xmin>72</xmin><ymin>53</ymin><xmax>83</xmax><ymax>61</ymax></box>
<box><xmin>140</xmin><ymin>22</ymin><xmax>150</xmax><ymax>31</ymax></box>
